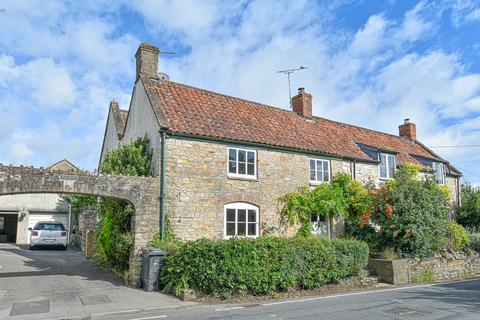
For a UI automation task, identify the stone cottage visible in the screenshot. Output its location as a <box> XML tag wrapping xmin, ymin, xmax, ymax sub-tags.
<box><xmin>100</xmin><ymin>43</ymin><xmax>462</xmax><ymax>240</ymax></box>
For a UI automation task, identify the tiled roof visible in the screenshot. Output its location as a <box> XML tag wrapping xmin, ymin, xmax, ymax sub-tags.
<box><xmin>141</xmin><ymin>77</ymin><xmax>459</xmax><ymax>174</ymax></box>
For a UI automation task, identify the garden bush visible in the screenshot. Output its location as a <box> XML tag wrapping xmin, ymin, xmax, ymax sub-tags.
<box><xmin>458</xmin><ymin>184</ymin><xmax>480</xmax><ymax>231</ymax></box>
<box><xmin>447</xmin><ymin>222</ymin><xmax>471</xmax><ymax>251</ymax></box>
<box><xmin>470</xmin><ymin>233</ymin><xmax>480</xmax><ymax>252</ymax></box>
<box><xmin>347</xmin><ymin>165</ymin><xmax>449</xmax><ymax>257</ymax></box>
<box><xmin>158</xmin><ymin>236</ymin><xmax>368</xmax><ymax>296</ymax></box>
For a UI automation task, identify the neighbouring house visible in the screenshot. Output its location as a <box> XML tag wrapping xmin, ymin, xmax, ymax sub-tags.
<box><xmin>100</xmin><ymin>43</ymin><xmax>462</xmax><ymax>240</ymax></box>
<box><xmin>0</xmin><ymin>159</ymin><xmax>77</xmax><ymax>244</ymax></box>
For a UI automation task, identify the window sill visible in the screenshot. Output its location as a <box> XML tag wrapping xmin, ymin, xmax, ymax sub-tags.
<box><xmin>379</xmin><ymin>177</ymin><xmax>394</xmax><ymax>181</ymax></box>
<box><xmin>227</xmin><ymin>175</ymin><xmax>258</xmax><ymax>182</ymax></box>
<box><xmin>224</xmin><ymin>235</ymin><xmax>259</xmax><ymax>240</ymax></box>
<box><xmin>309</xmin><ymin>180</ymin><xmax>329</xmax><ymax>186</ymax></box>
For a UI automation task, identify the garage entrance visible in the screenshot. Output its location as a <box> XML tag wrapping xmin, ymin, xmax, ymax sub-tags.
<box><xmin>0</xmin><ymin>213</ymin><xmax>18</xmax><ymax>243</ymax></box>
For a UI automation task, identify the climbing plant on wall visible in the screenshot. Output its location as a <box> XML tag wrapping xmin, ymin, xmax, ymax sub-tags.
<box><xmin>95</xmin><ymin>136</ymin><xmax>153</xmax><ymax>274</ymax></box>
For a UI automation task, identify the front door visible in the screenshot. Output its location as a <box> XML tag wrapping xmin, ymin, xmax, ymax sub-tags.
<box><xmin>311</xmin><ymin>214</ymin><xmax>330</xmax><ymax>238</ymax></box>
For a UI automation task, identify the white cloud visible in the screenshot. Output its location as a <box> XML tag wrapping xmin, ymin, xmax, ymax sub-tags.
<box><xmin>8</xmin><ymin>144</ymin><xmax>34</xmax><ymax>160</ymax></box>
<box><xmin>0</xmin><ymin>0</ymin><xmax>479</xmax><ymax>184</ymax></box>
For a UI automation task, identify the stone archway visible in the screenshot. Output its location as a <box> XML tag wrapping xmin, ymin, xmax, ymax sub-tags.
<box><xmin>0</xmin><ymin>164</ymin><xmax>160</xmax><ymax>286</ymax></box>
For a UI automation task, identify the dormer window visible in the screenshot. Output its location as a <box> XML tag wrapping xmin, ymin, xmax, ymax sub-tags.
<box><xmin>379</xmin><ymin>153</ymin><xmax>396</xmax><ymax>179</ymax></box>
<box><xmin>432</xmin><ymin>162</ymin><xmax>445</xmax><ymax>185</ymax></box>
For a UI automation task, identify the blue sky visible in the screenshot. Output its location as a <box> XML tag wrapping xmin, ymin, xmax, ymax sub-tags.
<box><xmin>0</xmin><ymin>0</ymin><xmax>479</xmax><ymax>184</ymax></box>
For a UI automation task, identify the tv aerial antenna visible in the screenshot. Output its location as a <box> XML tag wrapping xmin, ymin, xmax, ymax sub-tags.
<box><xmin>277</xmin><ymin>66</ymin><xmax>308</xmax><ymax>109</ymax></box>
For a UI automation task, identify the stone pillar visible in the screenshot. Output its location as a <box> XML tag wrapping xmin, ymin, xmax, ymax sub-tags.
<box><xmin>128</xmin><ymin>186</ymin><xmax>160</xmax><ymax>286</ymax></box>
<box><xmin>79</xmin><ymin>207</ymin><xmax>97</xmax><ymax>252</ymax></box>
<box><xmin>16</xmin><ymin>209</ymin><xmax>29</xmax><ymax>245</ymax></box>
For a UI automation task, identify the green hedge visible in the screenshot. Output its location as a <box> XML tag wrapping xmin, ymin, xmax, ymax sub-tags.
<box><xmin>159</xmin><ymin>237</ymin><xmax>368</xmax><ymax>296</ymax></box>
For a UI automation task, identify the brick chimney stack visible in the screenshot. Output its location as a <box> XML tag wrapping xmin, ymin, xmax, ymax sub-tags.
<box><xmin>399</xmin><ymin>118</ymin><xmax>417</xmax><ymax>140</ymax></box>
<box><xmin>135</xmin><ymin>42</ymin><xmax>159</xmax><ymax>81</ymax></box>
<box><xmin>292</xmin><ymin>87</ymin><xmax>312</xmax><ymax>119</ymax></box>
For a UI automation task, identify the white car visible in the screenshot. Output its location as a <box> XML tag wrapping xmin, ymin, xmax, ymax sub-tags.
<box><xmin>29</xmin><ymin>221</ymin><xmax>68</xmax><ymax>250</ymax></box>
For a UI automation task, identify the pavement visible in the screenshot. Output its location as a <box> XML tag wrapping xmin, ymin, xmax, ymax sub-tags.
<box><xmin>0</xmin><ymin>244</ymin><xmax>190</xmax><ymax>320</ymax></box>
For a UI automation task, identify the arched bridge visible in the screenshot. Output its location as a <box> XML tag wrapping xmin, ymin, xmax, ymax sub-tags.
<box><xmin>0</xmin><ymin>164</ymin><xmax>160</xmax><ymax>285</ymax></box>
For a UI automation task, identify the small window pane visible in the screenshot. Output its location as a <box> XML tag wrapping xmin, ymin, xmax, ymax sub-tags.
<box><xmin>238</xmin><ymin>162</ymin><xmax>246</xmax><ymax>174</ymax></box>
<box><xmin>310</xmin><ymin>170</ymin><xmax>316</xmax><ymax>181</ymax></box>
<box><xmin>323</xmin><ymin>171</ymin><xmax>329</xmax><ymax>182</ymax></box>
<box><xmin>238</xmin><ymin>150</ymin><xmax>246</xmax><ymax>162</ymax></box>
<box><xmin>226</xmin><ymin>209</ymin><xmax>236</xmax><ymax>222</ymax></box>
<box><xmin>380</xmin><ymin>154</ymin><xmax>387</xmax><ymax>178</ymax></box>
<box><xmin>229</xmin><ymin>149</ymin><xmax>237</xmax><ymax>161</ymax></box>
<box><xmin>247</xmin><ymin>163</ymin><xmax>255</xmax><ymax>176</ymax></box>
<box><xmin>323</xmin><ymin>161</ymin><xmax>328</xmax><ymax>171</ymax></box>
<box><xmin>238</xmin><ymin>209</ymin><xmax>246</xmax><ymax>222</ymax></box>
<box><xmin>238</xmin><ymin>223</ymin><xmax>246</xmax><ymax>236</ymax></box>
<box><xmin>311</xmin><ymin>214</ymin><xmax>318</xmax><ymax>222</ymax></box>
<box><xmin>247</xmin><ymin>151</ymin><xmax>255</xmax><ymax>163</ymax></box>
<box><xmin>248</xmin><ymin>210</ymin><xmax>256</xmax><ymax>222</ymax></box>
<box><xmin>317</xmin><ymin>169</ymin><xmax>323</xmax><ymax>181</ymax></box>
<box><xmin>229</xmin><ymin>161</ymin><xmax>236</xmax><ymax>173</ymax></box>
<box><xmin>248</xmin><ymin>223</ymin><xmax>256</xmax><ymax>236</ymax></box>
<box><xmin>310</xmin><ymin>159</ymin><xmax>315</xmax><ymax>171</ymax></box>
<box><xmin>226</xmin><ymin>223</ymin><xmax>235</xmax><ymax>235</ymax></box>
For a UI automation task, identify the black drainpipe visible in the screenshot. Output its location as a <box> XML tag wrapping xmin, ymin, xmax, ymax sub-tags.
<box><xmin>159</xmin><ymin>128</ymin><xmax>170</xmax><ymax>241</ymax></box>
<box><xmin>352</xmin><ymin>159</ymin><xmax>357</xmax><ymax>179</ymax></box>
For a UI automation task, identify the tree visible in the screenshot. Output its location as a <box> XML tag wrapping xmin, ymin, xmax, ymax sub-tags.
<box><xmin>458</xmin><ymin>184</ymin><xmax>480</xmax><ymax>232</ymax></box>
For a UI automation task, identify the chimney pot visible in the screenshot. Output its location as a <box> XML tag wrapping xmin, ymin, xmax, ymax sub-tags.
<box><xmin>292</xmin><ymin>88</ymin><xmax>312</xmax><ymax>119</ymax></box>
<box><xmin>399</xmin><ymin>118</ymin><xmax>416</xmax><ymax>140</ymax></box>
<box><xmin>135</xmin><ymin>42</ymin><xmax>159</xmax><ymax>81</ymax></box>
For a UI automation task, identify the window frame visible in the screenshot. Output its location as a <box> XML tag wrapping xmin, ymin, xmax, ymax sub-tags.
<box><xmin>379</xmin><ymin>152</ymin><xmax>396</xmax><ymax>179</ymax></box>
<box><xmin>227</xmin><ymin>147</ymin><xmax>257</xmax><ymax>180</ymax></box>
<box><xmin>309</xmin><ymin>158</ymin><xmax>331</xmax><ymax>184</ymax></box>
<box><xmin>433</xmin><ymin>162</ymin><xmax>445</xmax><ymax>185</ymax></box>
<box><xmin>224</xmin><ymin>202</ymin><xmax>259</xmax><ymax>239</ymax></box>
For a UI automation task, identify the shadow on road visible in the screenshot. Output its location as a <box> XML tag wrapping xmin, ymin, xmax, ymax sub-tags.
<box><xmin>0</xmin><ymin>244</ymin><xmax>126</xmax><ymax>288</ymax></box>
<box><xmin>396</xmin><ymin>280</ymin><xmax>480</xmax><ymax>314</ymax></box>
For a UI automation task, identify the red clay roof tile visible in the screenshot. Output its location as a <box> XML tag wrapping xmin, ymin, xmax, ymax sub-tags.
<box><xmin>142</xmin><ymin>77</ymin><xmax>453</xmax><ymax>168</ymax></box>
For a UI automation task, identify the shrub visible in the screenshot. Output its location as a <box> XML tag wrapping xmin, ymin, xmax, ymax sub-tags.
<box><xmin>347</xmin><ymin>165</ymin><xmax>449</xmax><ymax>257</ymax></box>
<box><xmin>412</xmin><ymin>267</ymin><xmax>435</xmax><ymax>283</ymax></box>
<box><xmin>470</xmin><ymin>233</ymin><xmax>480</xmax><ymax>252</ymax></box>
<box><xmin>159</xmin><ymin>236</ymin><xmax>368</xmax><ymax>296</ymax></box>
<box><xmin>458</xmin><ymin>184</ymin><xmax>480</xmax><ymax>231</ymax></box>
<box><xmin>447</xmin><ymin>222</ymin><xmax>471</xmax><ymax>251</ymax></box>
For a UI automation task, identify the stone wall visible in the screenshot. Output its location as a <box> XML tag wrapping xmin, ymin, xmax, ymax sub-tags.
<box><xmin>0</xmin><ymin>164</ymin><xmax>160</xmax><ymax>286</ymax></box>
<box><xmin>78</xmin><ymin>207</ymin><xmax>97</xmax><ymax>252</ymax></box>
<box><xmin>164</xmin><ymin>137</ymin><xmax>357</xmax><ymax>240</ymax></box>
<box><xmin>355</xmin><ymin>162</ymin><xmax>379</xmax><ymax>185</ymax></box>
<box><xmin>445</xmin><ymin>176</ymin><xmax>460</xmax><ymax>206</ymax></box>
<box><xmin>370</xmin><ymin>252</ymin><xmax>480</xmax><ymax>284</ymax></box>
<box><xmin>409</xmin><ymin>252</ymin><xmax>480</xmax><ymax>282</ymax></box>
